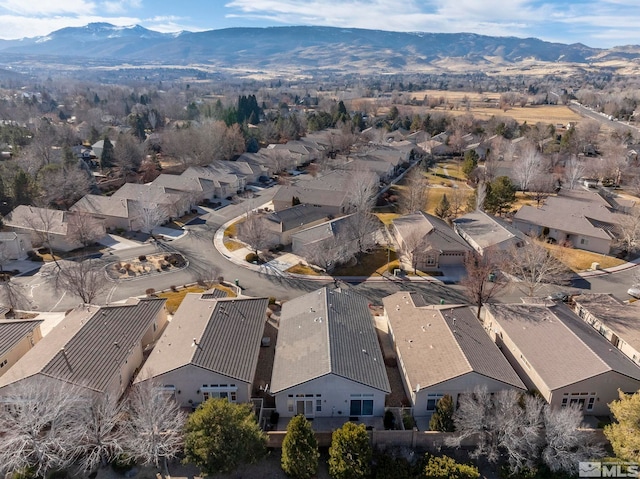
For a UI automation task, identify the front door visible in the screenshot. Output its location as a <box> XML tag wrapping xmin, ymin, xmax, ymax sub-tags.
<box><xmin>296</xmin><ymin>399</ymin><xmax>314</xmax><ymax>417</ymax></box>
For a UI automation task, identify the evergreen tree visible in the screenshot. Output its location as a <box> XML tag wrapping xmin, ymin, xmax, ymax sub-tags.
<box><xmin>461</xmin><ymin>150</ymin><xmax>479</xmax><ymax>178</ymax></box>
<box><xmin>484</xmin><ymin>176</ymin><xmax>517</xmax><ymax>216</ymax></box>
<box><xmin>183</xmin><ymin>398</ymin><xmax>267</xmax><ymax>475</ymax></box>
<box><xmin>605</xmin><ymin>389</ymin><xmax>640</xmax><ymax>462</ymax></box>
<box><xmin>429</xmin><ymin>395</ymin><xmax>455</xmax><ymax>432</ymax></box>
<box><xmin>328</xmin><ymin>422</ymin><xmax>372</xmax><ymax>479</ymax></box>
<box><xmin>281</xmin><ymin>415</ymin><xmax>319</xmax><ymax>479</ymax></box>
<box><xmin>100</xmin><ymin>137</ymin><xmax>115</xmax><ymax>170</ymax></box>
<box><xmin>435</xmin><ymin>194</ymin><xmax>451</xmax><ymax>219</ymax></box>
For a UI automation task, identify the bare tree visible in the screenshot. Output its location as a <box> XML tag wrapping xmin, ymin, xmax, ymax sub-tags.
<box><xmin>346</xmin><ymin>169</ymin><xmax>378</xmax><ymax>213</ymax></box>
<box><xmin>504</xmin><ymin>240</ymin><xmax>570</xmax><ymax>297</ymax></box>
<box><xmin>345</xmin><ymin>211</ymin><xmax>380</xmax><ymax>256</ymax></box>
<box><xmin>0</xmin><ymin>378</ymin><xmax>83</xmax><ymax>478</ymax></box>
<box><xmin>542</xmin><ymin>405</ymin><xmax>604</xmax><ymax>475</ymax></box>
<box><xmin>75</xmin><ymin>393</ymin><xmax>124</xmax><ymax>474</ymax></box>
<box><xmin>66</xmin><ymin>211</ymin><xmax>105</xmax><ymax>250</ymax></box>
<box><xmin>461</xmin><ymin>250</ymin><xmax>507</xmax><ymax>319</ymax></box>
<box><xmin>564</xmin><ymin>155</ymin><xmax>586</xmax><ymax>189</ymax></box>
<box><xmin>514</xmin><ymin>143</ymin><xmax>544</xmax><ymax>192</ymax></box>
<box><xmin>449</xmin><ymin>186</ymin><xmax>467</xmax><ymax>217</ymax></box>
<box><xmin>0</xmin><ymin>275</ymin><xmax>30</xmax><ymax>312</ymax></box>
<box><xmin>616</xmin><ymin>207</ymin><xmax>640</xmax><ymax>257</ymax></box>
<box><xmin>122</xmin><ymin>381</ymin><xmax>186</xmax><ymax>476</ymax></box>
<box><xmin>237</xmin><ymin>212</ymin><xmax>272</xmax><ymax>256</ymax></box>
<box><xmin>38</xmin><ymin>164</ymin><xmax>93</xmax><ymax>209</ymax></box>
<box><xmin>114</xmin><ymin>133</ymin><xmax>144</xmax><ymax>176</ymax></box>
<box><xmin>56</xmin><ymin>258</ymin><xmax>109</xmax><ymax>304</ymax></box>
<box><xmin>131</xmin><ymin>200</ymin><xmax>169</xmax><ymax>234</ymax></box>
<box><xmin>303</xmin><ymin>229</ymin><xmax>354</xmax><ymax>273</ymax></box>
<box><xmin>399</xmin><ymin>226</ymin><xmax>426</xmax><ymax>274</ymax></box>
<box><xmin>399</xmin><ymin>168</ymin><xmax>429</xmax><ymax>213</ymax></box>
<box><xmin>475</xmin><ymin>181</ymin><xmax>487</xmax><ymax>211</ymax></box>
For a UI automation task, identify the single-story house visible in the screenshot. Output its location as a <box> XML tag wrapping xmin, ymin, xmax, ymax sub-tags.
<box><xmin>485</xmin><ymin>303</ymin><xmax>640</xmax><ymax>415</ymax></box>
<box><xmin>272</xmin><ymin>186</ymin><xmax>348</xmax><ymax>216</ymax></box>
<box><xmin>181</xmin><ymin>166</ymin><xmax>241</xmax><ymax>199</ymax></box>
<box><xmin>0</xmin><ymin>319</ymin><xmax>43</xmax><ymax>377</ymax></box>
<box><xmin>70</xmin><ymin>195</ymin><xmax>132</xmax><ymax>231</ymax></box>
<box><xmin>135</xmin><ymin>292</ymin><xmax>268</xmax><ymax>409</ymax></box>
<box><xmin>291</xmin><ymin>214</ymin><xmax>356</xmax><ymax>257</ymax></box>
<box><xmin>572</xmin><ymin>293</ymin><xmax>640</xmax><ymax>367</ymax></box>
<box><xmin>383</xmin><ymin>292</ymin><xmax>525</xmax><ymax>418</ymax></box>
<box><xmin>151</xmin><ymin>173</ymin><xmax>211</xmax><ymax>203</ymax></box>
<box><xmin>392</xmin><ymin>212</ymin><xmax>472</xmax><ymax>272</ymax></box>
<box><xmin>0</xmin><ymin>298</ymin><xmax>168</xmax><ymax>399</ymax></box>
<box><xmin>270</xmin><ymin>287</ymin><xmax>390</xmax><ymax>419</ymax></box>
<box><xmin>0</xmin><ymin>232</ymin><xmax>32</xmax><ymax>260</ymax></box>
<box><xmin>264</xmin><ymin>204</ymin><xmax>331</xmax><ymax>245</ymax></box>
<box><xmin>3</xmin><ymin>205</ymin><xmax>106</xmax><ymax>252</ymax></box>
<box><xmin>512</xmin><ymin>189</ymin><xmax>626</xmax><ymax>254</ymax></box>
<box><xmin>452</xmin><ymin>210</ymin><xmax>526</xmax><ymax>255</ymax></box>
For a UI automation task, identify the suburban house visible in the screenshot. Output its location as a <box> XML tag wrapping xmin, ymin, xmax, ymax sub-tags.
<box><xmin>135</xmin><ymin>293</ymin><xmax>268</xmax><ymax>409</ymax></box>
<box><xmin>0</xmin><ymin>298</ymin><xmax>168</xmax><ymax>398</ymax></box>
<box><xmin>392</xmin><ymin>212</ymin><xmax>471</xmax><ymax>272</ymax></box>
<box><xmin>344</xmin><ymin>157</ymin><xmax>395</xmax><ymax>182</ymax></box>
<box><xmin>111</xmin><ymin>184</ymin><xmax>191</xmax><ymax>232</ymax></box>
<box><xmin>0</xmin><ymin>319</ymin><xmax>43</xmax><ymax>377</ymax></box>
<box><xmin>484</xmin><ymin>303</ymin><xmax>640</xmax><ymax>415</ymax></box>
<box><xmin>181</xmin><ymin>166</ymin><xmax>241</xmax><ymax>199</ymax></box>
<box><xmin>512</xmin><ymin>189</ymin><xmax>627</xmax><ymax>254</ymax></box>
<box><xmin>452</xmin><ymin>210</ymin><xmax>526</xmax><ymax>255</ymax></box>
<box><xmin>264</xmin><ymin>204</ymin><xmax>331</xmax><ymax>245</ymax></box>
<box><xmin>383</xmin><ymin>293</ymin><xmax>525</xmax><ymax>418</ymax></box>
<box><xmin>151</xmin><ymin>173</ymin><xmax>211</xmax><ymax>203</ymax></box>
<box><xmin>272</xmin><ymin>186</ymin><xmax>349</xmax><ymax>216</ymax></box>
<box><xmin>0</xmin><ymin>232</ymin><xmax>32</xmax><ymax>260</ymax></box>
<box><xmin>572</xmin><ymin>293</ymin><xmax>640</xmax><ymax>367</ymax></box>
<box><xmin>270</xmin><ymin>287</ymin><xmax>390</xmax><ymax>419</ymax></box>
<box><xmin>291</xmin><ymin>214</ymin><xmax>356</xmax><ymax>257</ymax></box>
<box><xmin>70</xmin><ymin>195</ymin><xmax>132</xmax><ymax>231</ymax></box>
<box><xmin>3</xmin><ymin>205</ymin><xmax>106</xmax><ymax>252</ymax></box>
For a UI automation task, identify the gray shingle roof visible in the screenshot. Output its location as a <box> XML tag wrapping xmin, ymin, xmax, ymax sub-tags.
<box><xmin>71</xmin><ymin>194</ymin><xmax>129</xmax><ymax>218</ymax></box>
<box><xmin>487</xmin><ymin>303</ymin><xmax>640</xmax><ymax>390</ymax></box>
<box><xmin>393</xmin><ymin>212</ymin><xmax>472</xmax><ymax>253</ymax></box>
<box><xmin>0</xmin><ymin>298</ymin><xmax>166</xmax><ymax>393</ymax></box>
<box><xmin>266</xmin><ymin>204</ymin><xmax>329</xmax><ymax>231</ymax></box>
<box><xmin>291</xmin><ymin>214</ymin><xmax>353</xmax><ymax>245</ymax></box>
<box><xmin>452</xmin><ymin>210</ymin><xmax>526</xmax><ymax>251</ymax></box>
<box><xmin>137</xmin><ymin>295</ymin><xmax>268</xmax><ymax>384</ymax></box>
<box><xmin>273</xmin><ymin>186</ymin><xmax>348</xmax><ymax>208</ymax></box>
<box><xmin>383</xmin><ymin>293</ymin><xmax>525</xmax><ymax>391</ymax></box>
<box><xmin>271</xmin><ymin>287</ymin><xmax>390</xmax><ymax>394</ymax></box>
<box><xmin>0</xmin><ymin>319</ymin><xmax>42</xmax><ymax>359</ymax></box>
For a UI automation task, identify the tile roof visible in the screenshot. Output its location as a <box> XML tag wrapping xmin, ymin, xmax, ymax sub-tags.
<box><xmin>0</xmin><ymin>319</ymin><xmax>42</xmax><ymax>359</ymax></box>
<box><xmin>453</xmin><ymin>210</ymin><xmax>526</xmax><ymax>251</ymax></box>
<box><xmin>573</xmin><ymin>293</ymin><xmax>640</xmax><ymax>354</ymax></box>
<box><xmin>514</xmin><ymin>189</ymin><xmax>626</xmax><ymax>240</ymax></box>
<box><xmin>271</xmin><ymin>287</ymin><xmax>390</xmax><ymax>394</ymax></box>
<box><xmin>383</xmin><ymin>293</ymin><xmax>525</xmax><ymax>391</ymax></box>
<box><xmin>137</xmin><ymin>295</ymin><xmax>268</xmax><ymax>384</ymax></box>
<box><xmin>71</xmin><ymin>194</ymin><xmax>129</xmax><ymax>218</ymax></box>
<box><xmin>0</xmin><ymin>298</ymin><xmax>166</xmax><ymax>393</ymax></box>
<box><xmin>487</xmin><ymin>303</ymin><xmax>640</xmax><ymax>391</ymax></box>
<box><xmin>393</xmin><ymin>212</ymin><xmax>472</xmax><ymax>253</ymax></box>
<box><xmin>266</xmin><ymin>204</ymin><xmax>329</xmax><ymax>231</ymax></box>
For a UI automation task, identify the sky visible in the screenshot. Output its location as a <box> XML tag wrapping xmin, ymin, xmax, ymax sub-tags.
<box><xmin>0</xmin><ymin>0</ymin><xmax>638</xmax><ymax>48</ymax></box>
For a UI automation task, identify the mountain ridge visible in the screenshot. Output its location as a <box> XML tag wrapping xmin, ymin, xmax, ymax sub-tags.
<box><xmin>0</xmin><ymin>23</ymin><xmax>639</xmax><ymax>76</ymax></box>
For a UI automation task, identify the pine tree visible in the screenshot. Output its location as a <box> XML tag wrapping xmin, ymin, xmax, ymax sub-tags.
<box><xmin>605</xmin><ymin>389</ymin><xmax>640</xmax><ymax>462</ymax></box>
<box><xmin>281</xmin><ymin>415</ymin><xmax>319</xmax><ymax>479</ymax></box>
<box><xmin>100</xmin><ymin>137</ymin><xmax>115</xmax><ymax>170</ymax></box>
<box><xmin>435</xmin><ymin>194</ymin><xmax>451</xmax><ymax>219</ymax></box>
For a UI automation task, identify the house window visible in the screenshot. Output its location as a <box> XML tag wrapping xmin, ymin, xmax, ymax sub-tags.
<box><xmin>287</xmin><ymin>395</ymin><xmax>294</xmax><ymax>413</ymax></box>
<box><xmin>426</xmin><ymin>255</ymin><xmax>436</xmax><ymax>266</ymax></box>
<box><xmin>562</xmin><ymin>393</ymin><xmax>596</xmax><ymax>411</ymax></box>
<box><xmin>316</xmin><ymin>399</ymin><xmax>322</xmax><ymax>412</ymax></box>
<box><xmin>587</xmin><ymin>397</ymin><xmax>595</xmax><ymax>411</ymax></box>
<box><xmin>350</xmin><ymin>394</ymin><xmax>374</xmax><ymax>416</ymax></box>
<box><xmin>426</xmin><ymin>393</ymin><xmax>444</xmax><ymax>412</ymax></box>
<box><xmin>0</xmin><ymin>359</ymin><xmax>7</xmax><ymax>368</ymax></box>
<box><xmin>201</xmin><ymin>384</ymin><xmax>238</xmax><ymax>402</ymax></box>
<box><xmin>580</xmin><ymin>238</ymin><xmax>589</xmax><ymax>245</ymax></box>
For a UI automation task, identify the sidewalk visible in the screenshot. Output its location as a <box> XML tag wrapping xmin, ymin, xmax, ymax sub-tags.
<box><xmin>213</xmin><ymin>207</ymin><xmax>640</xmax><ymax>284</ymax></box>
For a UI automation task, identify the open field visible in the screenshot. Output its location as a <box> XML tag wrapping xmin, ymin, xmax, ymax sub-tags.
<box><xmin>444</xmin><ymin>104</ymin><xmax>583</xmax><ymax>124</ymax></box>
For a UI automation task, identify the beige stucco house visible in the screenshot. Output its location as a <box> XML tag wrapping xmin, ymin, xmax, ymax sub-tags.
<box><xmin>0</xmin><ymin>319</ymin><xmax>43</xmax><ymax>377</ymax></box>
<box><xmin>383</xmin><ymin>292</ymin><xmax>525</xmax><ymax>418</ymax></box>
<box><xmin>485</xmin><ymin>303</ymin><xmax>640</xmax><ymax>415</ymax></box>
<box><xmin>135</xmin><ymin>292</ymin><xmax>268</xmax><ymax>409</ymax></box>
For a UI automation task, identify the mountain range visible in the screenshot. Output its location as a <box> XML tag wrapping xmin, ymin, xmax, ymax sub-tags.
<box><xmin>1</xmin><ymin>23</ymin><xmax>639</xmax><ymax>77</ymax></box>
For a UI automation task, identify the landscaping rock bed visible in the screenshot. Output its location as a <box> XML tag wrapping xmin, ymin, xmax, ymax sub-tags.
<box><xmin>106</xmin><ymin>252</ymin><xmax>188</xmax><ymax>280</ymax></box>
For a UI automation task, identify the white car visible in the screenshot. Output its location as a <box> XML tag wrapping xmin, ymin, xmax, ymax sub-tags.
<box><xmin>628</xmin><ymin>285</ymin><xmax>640</xmax><ymax>299</ymax></box>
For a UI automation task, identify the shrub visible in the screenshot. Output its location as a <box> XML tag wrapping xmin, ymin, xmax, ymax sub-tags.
<box><xmin>383</xmin><ymin>410</ymin><xmax>396</xmax><ymax>430</ymax></box>
<box><xmin>138</xmin><ymin>255</ymin><xmax>147</xmax><ymax>261</ymax></box>
<box><xmin>268</xmin><ymin>296</ymin><xmax>277</xmax><ymax>305</ymax></box>
<box><xmin>111</xmin><ymin>453</ymin><xmax>136</xmax><ymax>474</ymax></box>
<box><xmin>145</xmin><ymin>288</ymin><xmax>156</xmax><ymax>296</ymax></box>
<box><xmin>170</xmin><ymin>285</ymin><xmax>177</xmax><ymax>292</ymax></box>
<box><xmin>282</xmin><ymin>415</ymin><xmax>319</xmax><ymax>479</ymax></box>
<box><xmin>217</xmin><ymin>275</ymin><xmax>225</xmax><ymax>283</ymax></box>
<box><xmin>124</xmin><ymin>263</ymin><xmax>131</xmax><ymax>270</ymax></box>
<box><xmin>402</xmin><ymin>412</ymin><xmax>416</xmax><ymax>430</ymax></box>
<box><xmin>429</xmin><ymin>395</ymin><xmax>455</xmax><ymax>432</ymax></box>
<box><xmin>246</xmin><ymin>253</ymin><xmax>259</xmax><ymax>263</ymax></box>
<box><xmin>423</xmin><ymin>453</ymin><xmax>479</xmax><ymax>479</ymax></box>
<box><xmin>329</xmin><ymin>422</ymin><xmax>372</xmax><ymax>479</ymax></box>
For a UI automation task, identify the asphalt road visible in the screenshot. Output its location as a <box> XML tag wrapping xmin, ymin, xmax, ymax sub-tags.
<box><xmin>8</xmin><ymin>185</ymin><xmax>639</xmax><ymax>312</ymax></box>
<box><xmin>568</xmin><ymin>101</ymin><xmax>640</xmax><ymax>136</ymax></box>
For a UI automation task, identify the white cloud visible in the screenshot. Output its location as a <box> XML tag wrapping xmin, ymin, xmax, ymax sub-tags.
<box><xmin>101</xmin><ymin>0</ymin><xmax>141</xmax><ymax>15</ymax></box>
<box><xmin>0</xmin><ymin>0</ymin><xmax>96</xmax><ymax>16</ymax></box>
<box><xmin>0</xmin><ymin>14</ymin><xmax>139</xmax><ymax>39</ymax></box>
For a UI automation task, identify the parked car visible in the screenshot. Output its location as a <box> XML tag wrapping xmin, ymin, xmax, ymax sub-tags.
<box><xmin>546</xmin><ymin>291</ymin><xmax>570</xmax><ymax>302</ymax></box>
<box><xmin>628</xmin><ymin>285</ymin><xmax>640</xmax><ymax>299</ymax></box>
